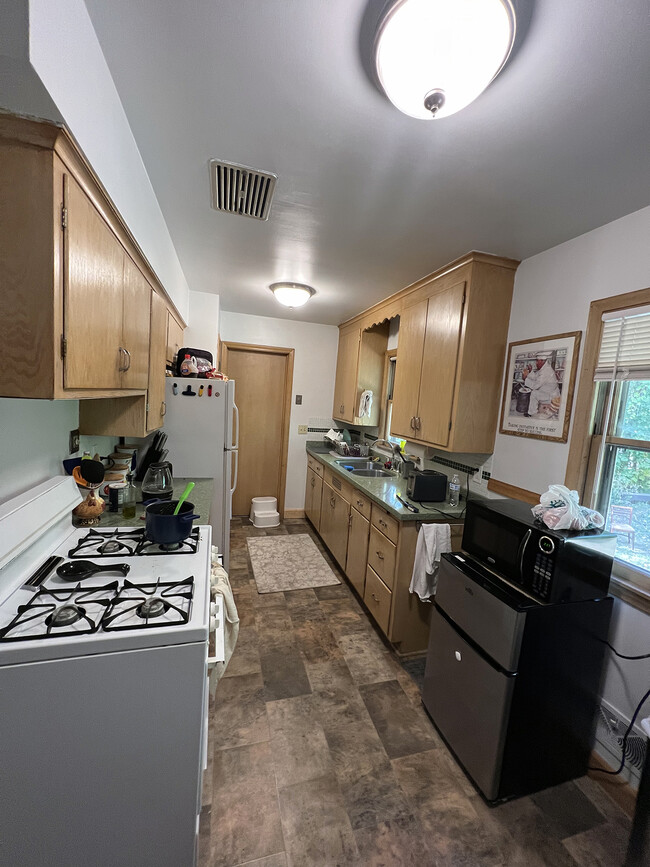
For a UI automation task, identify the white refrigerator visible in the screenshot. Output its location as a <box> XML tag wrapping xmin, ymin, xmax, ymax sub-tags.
<box><xmin>163</xmin><ymin>378</ymin><xmax>238</xmax><ymax>569</ymax></box>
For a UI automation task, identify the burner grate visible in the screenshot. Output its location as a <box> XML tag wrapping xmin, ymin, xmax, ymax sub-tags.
<box><xmin>0</xmin><ymin>583</ymin><xmax>118</xmax><ymax>642</ymax></box>
<box><xmin>67</xmin><ymin>528</ymin><xmax>200</xmax><ymax>558</ymax></box>
<box><xmin>102</xmin><ymin>577</ymin><xmax>194</xmax><ymax>631</ymax></box>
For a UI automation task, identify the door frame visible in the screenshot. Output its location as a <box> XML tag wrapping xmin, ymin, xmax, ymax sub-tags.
<box><xmin>221</xmin><ymin>341</ymin><xmax>295</xmax><ymax>518</ymax></box>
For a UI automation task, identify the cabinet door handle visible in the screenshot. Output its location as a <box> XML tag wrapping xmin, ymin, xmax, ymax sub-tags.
<box><xmin>118</xmin><ymin>347</ymin><xmax>128</xmax><ymax>372</ymax></box>
<box><xmin>356</xmin><ymin>499</ymin><xmax>364</xmax><ymax>508</ymax></box>
<box><xmin>379</xmin><ymin>519</ymin><xmax>387</xmax><ymax>528</ymax></box>
<box><xmin>371</xmin><ymin>593</ymin><xmax>379</xmax><ymax>603</ymax></box>
<box><xmin>376</xmin><ymin>551</ymin><xmax>384</xmax><ymax>560</ymax></box>
<box><xmin>410</xmin><ymin>417</ymin><xmax>415</xmax><ymax>430</ymax></box>
<box><xmin>123</xmin><ymin>348</ymin><xmax>131</xmax><ymax>371</ymax></box>
<box><xmin>311</xmin><ymin>478</ymin><xmax>315</xmax><ymax>487</ymax></box>
<box><xmin>330</xmin><ymin>497</ymin><xmax>336</xmax><ymax>508</ymax></box>
<box><xmin>161</xmin><ymin>401</ymin><xmax>166</xmax><ymax>417</ymax></box>
<box><xmin>340</xmin><ymin>404</ymin><xmax>345</xmax><ymax>414</ymax></box>
<box><xmin>415</xmin><ymin>417</ymin><xmax>421</xmax><ymax>431</ymax></box>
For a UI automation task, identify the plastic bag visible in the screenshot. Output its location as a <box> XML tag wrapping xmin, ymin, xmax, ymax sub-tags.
<box><xmin>531</xmin><ymin>484</ymin><xmax>605</xmax><ymax>531</ymax></box>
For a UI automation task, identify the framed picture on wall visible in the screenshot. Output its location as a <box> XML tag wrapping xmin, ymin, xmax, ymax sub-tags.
<box><xmin>499</xmin><ymin>331</ymin><xmax>582</xmax><ymax>443</ymax></box>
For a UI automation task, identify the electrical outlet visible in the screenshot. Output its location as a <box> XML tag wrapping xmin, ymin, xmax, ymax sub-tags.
<box><xmin>297</xmin><ymin>425</ymin><xmax>308</xmax><ymax>435</ymax></box>
<box><xmin>69</xmin><ymin>428</ymin><xmax>80</xmax><ymax>454</ymax></box>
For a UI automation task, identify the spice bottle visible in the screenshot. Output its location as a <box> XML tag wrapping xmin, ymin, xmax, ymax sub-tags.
<box><xmin>122</xmin><ymin>473</ymin><xmax>137</xmax><ymax>520</ymax></box>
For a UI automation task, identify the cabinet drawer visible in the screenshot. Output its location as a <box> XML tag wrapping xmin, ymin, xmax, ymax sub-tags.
<box><xmin>364</xmin><ymin>565</ymin><xmax>392</xmax><ymax>634</ymax></box>
<box><xmin>349</xmin><ymin>490</ymin><xmax>371</xmax><ymax>520</ymax></box>
<box><xmin>367</xmin><ymin>525</ymin><xmax>396</xmax><ymax>590</ymax></box>
<box><xmin>307</xmin><ymin>456</ymin><xmax>324</xmax><ymax>477</ymax></box>
<box><xmin>326</xmin><ymin>470</ymin><xmax>354</xmax><ymax>503</ymax></box>
<box><xmin>371</xmin><ymin>505</ymin><xmax>399</xmax><ymax>545</ymax></box>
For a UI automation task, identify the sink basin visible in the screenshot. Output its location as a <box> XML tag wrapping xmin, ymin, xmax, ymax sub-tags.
<box><xmin>334</xmin><ymin>459</ymin><xmax>380</xmax><ymax>471</ymax></box>
<box><xmin>350</xmin><ymin>469</ymin><xmax>393</xmax><ymax>478</ymax></box>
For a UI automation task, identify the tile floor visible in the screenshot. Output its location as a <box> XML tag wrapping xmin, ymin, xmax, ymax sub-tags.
<box><xmin>199</xmin><ymin>518</ymin><xmax>633</xmax><ymax>867</ymax></box>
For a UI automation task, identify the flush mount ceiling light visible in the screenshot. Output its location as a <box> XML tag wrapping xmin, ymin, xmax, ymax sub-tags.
<box><xmin>374</xmin><ymin>0</ymin><xmax>516</xmax><ymax>120</ymax></box>
<box><xmin>269</xmin><ymin>282</ymin><xmax>316</xmax><ymax>308</ymax></box>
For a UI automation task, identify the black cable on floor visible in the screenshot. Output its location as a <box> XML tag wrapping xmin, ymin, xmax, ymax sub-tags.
<box><xmin>597</xmin><ymin>639</ymin><xmax>650</xmax><ymax>660</ymax></box>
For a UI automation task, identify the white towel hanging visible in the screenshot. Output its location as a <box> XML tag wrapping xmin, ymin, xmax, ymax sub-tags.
<box><xmin>409</xmin><ymin>523</ymin><xmax>452</xmax><ymax>601</ymax></box>
<box><xmin>358</xmin><ymin>389</ymin><xmax>373</xmax><ymax>418</ymax></box>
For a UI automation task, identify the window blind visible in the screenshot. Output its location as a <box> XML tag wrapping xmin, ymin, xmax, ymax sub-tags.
<box><xmin>594</xmin><ymin>305</ymin><xmax>650</xmax><ymax>380</ymax></box>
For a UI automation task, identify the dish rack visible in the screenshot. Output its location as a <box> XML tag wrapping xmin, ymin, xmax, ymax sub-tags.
<box><xmin>332</xmin><ymin>441</ymin><xmax>369</xmax><ymax>457</ymax></box>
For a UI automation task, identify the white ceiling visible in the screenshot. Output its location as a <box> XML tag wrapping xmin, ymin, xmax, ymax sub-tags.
<box><xmin>83</xmin><ymin>0</ymin><xmax>650</xmax><ymax>325</ymax></box>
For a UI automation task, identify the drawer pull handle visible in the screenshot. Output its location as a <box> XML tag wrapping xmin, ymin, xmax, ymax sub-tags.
<box><xmin>357</xmin><ymin>500</ymin><xmax>364</xmax><ymax>508</ymax></box>
<box><xmin>376</xmin><ymin>551</ymin><xmax>384</xmax><ymax>560</ymax></box>
<box><xmin>372</xmin><ymin>593</ymin><xmax>379</xmax><ymax>603</ymax></box>
<box><xmin>379</xmin><ymin>520</ymin><xmax>387</xmax><ymax>528</ymax></box>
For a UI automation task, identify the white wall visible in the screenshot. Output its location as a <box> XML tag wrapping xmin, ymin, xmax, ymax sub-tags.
<box><xmin>184</xmin><ymin>291</ymin><xmax>220</xmax><ymax>364</ymax></box>
<box><xmin>27</xmin><ymin>0</ymin><xmax>191</xmax><ymax>320</ymax></box>
<box><xmin>491</xmin><ymin>205</ymin><xmax>650</xmax><ymax>751</ymax></box>
<box><xmin>219</xmin><ymin>311</ymin><xmax>339</xmax><ymax>511</ymax></box>
<box><xmin>492</xmin><ymin>204</ymin><xmax>650</xmax><ymax>493</ymax></box>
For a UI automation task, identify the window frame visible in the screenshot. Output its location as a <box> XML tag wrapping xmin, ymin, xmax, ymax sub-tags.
<box><xmin>566</xmin><ymin>287</ymin><xmax>650</xmax><ymax>613</ymax></box>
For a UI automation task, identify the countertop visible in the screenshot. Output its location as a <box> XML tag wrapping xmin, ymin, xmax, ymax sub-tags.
<box><xmin>96</xmin><ymin>478</ymin><xmax>214</xmax><ymax>528</ymax></box>
<box><xmin>306</xmin><ymin>443</ymin><xmax>467</xmax><ymax>523</ymax></box>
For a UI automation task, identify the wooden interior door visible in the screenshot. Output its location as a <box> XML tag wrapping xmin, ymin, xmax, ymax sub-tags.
<box><xmin>332</xmin><ymin>328</ymin><xmax>360</xmax><ymax>421</ymax></box>
<box><xmin>417</xmin><ymin>281</ymin><xmax>466</xmax><ymax>447</ymax></box>
<box><xmin>222</xmin><ymin>343</ymin><xmax>294</xmax><ymax>517</ymax></box>
<box><xmin>63</xmin><ymin>173</ymin><xmax>123</xmax><ymax>389</ymax></box>
<box><xmin>390</xmin><ymin>299</ymin><xmax>428</xmax><ymax>439</ymax></box>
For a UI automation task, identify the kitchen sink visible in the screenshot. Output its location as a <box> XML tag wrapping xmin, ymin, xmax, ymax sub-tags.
<box><xmin>334</xmin><ymin>459</ymin><xmax>380</xmax><ymax>471</ymax></box>
<box><xmin>350</xmin><ymin>469</ymin><xmax>394</xmax><ymax>478</ymax></box>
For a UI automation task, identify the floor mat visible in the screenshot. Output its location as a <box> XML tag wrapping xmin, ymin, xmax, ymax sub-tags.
<box><xmin>247</xmin><ymin>534</ymin><xmax>340</xmax><ymax>593</ymax></box>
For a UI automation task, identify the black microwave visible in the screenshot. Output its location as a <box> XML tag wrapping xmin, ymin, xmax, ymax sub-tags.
<box><xmin>462</xmin><ymin>498</ymin><xmax>616</xmax><ymax>604</ymax></box>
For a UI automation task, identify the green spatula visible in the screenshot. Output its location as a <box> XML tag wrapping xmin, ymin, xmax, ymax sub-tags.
<box><xmin>173</xmin><ymin>482</ymin><xmax>195</xmax><ymax>515</ymax></box>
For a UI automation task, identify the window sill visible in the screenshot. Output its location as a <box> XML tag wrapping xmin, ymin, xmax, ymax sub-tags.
<box><xmin>609</xmin><ymin>574</ymin><xmax>650</xmax><ymax>615</ymax></box>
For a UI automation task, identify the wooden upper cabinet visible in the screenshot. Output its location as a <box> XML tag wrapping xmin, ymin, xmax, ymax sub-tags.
<box><xmin>389</xmin><ymin>258</ymin><xmax>517</xmax><ymax>453</ymax></box>
<box><xmin>332</xmin><ymin>322</ymin><xmax>389</xmax><ymax>425</ymax></box>
<box><xmin>121</xmin><ymin>253</ymin><xmax>152</xmax><ymax>390</ymax></box>
<box><xmin>63</xmin><ymin>174</ymin><xmax>124</xmax><ymax>389</ymax></box>
<box><xmin>147</xmin><ymin>290</ymin><xmax>168</xmax><ymax>432</ymax></box>
<box><xmin>166</xmin><ymin>311</ymin><xmax>184</xmax><ymax>367</ymax></box>
<box><xmin>0</xmin><ymin>113</ymin><xmax>185</xmax><ymax>402</ymax></box>
<box><xmin>332</xmin><ymin>329</ymin><xmax>360</xmax><ymax>422</ymax></box>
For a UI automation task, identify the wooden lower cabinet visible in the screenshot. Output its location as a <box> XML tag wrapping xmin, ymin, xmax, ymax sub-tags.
<box><xmin>345</xmin><ymin>507</ymin><xmax>370</xmax><ymax>596</ymax></box>
<box><xmin>305</xmin><ymin>458</ymin><xmax>464</xmax><ymax>655</ymax></box>
<box><xmin>304</xmin><ymin>467</ymin><xmax>323</xmax><ymax>532</ymax></box>
<box><xmin>319</xmin><ymin>481</ymin><xmax>350</xmax><ymax>568</ymax></box>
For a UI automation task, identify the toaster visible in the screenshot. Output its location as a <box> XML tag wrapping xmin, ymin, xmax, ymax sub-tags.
<box><xmin>406</xmin><ymin>469</ymin><xmax>448</xmax><ymax>502</ymax></box>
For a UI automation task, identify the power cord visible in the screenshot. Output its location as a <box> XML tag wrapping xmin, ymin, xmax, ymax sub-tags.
<box><xmin>597</xmin><ymin>639</ymin><xmax>650</xmax><ymax>660</ymax></box>
<box><xmin>588</xmin><ymin>686</ymin><xmax>650</xmax><ymax>776</ymax></box>
<box><xmin>420</xmin><ymin>470</ymin><xmax>472</xmax><ymax>520</ymax></box>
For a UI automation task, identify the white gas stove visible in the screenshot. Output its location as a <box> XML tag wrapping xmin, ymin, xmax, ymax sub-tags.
<box><xmin>0</xmin><ymin>476</ymin><xmax>224</xmax><ymax>867</ymax></box>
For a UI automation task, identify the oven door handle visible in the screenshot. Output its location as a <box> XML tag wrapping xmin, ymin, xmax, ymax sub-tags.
<box><xmin>517</xmin><ymin>529</ymin><xmax>532</xmax><ymax>582</ymax></box>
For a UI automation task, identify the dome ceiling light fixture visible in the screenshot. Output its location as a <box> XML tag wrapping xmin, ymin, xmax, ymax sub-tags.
<box><xmin>374</xmin><ymin>0</ymin><xmax>516</xmax><ymax>120</ymax></box>
<box><xmin>269</xmin><ymin>282</ymin><xmax>316</xmax><ymax>308</ymax></box>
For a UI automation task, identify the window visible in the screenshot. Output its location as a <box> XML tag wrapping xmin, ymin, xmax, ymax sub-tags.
<box><xmin>379</xmin><ymin>352</ymin><xmax>401</xmax><ymax>446</ymax></box>
<box><xmin>579</xmin><ymin>304</ymin><xmax>650</xmax><ymax>601</ymax></box>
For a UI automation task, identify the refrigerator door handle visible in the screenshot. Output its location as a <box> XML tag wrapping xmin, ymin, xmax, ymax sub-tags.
<box><xmin>230</xmin><ymin>449</ymin><xmax>239</xmax><ymax>495</ymax></box>
<box><xmin>232</xmin><ymin>401</ymin><xmax>240</xmax><ymax>450</ymax></box>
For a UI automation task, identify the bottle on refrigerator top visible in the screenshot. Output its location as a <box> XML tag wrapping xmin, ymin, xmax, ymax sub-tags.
<box><xmin>180</xmin><ymin>354</ymin><xmax>198</xmax><ymax>376</ymax></box>
<box><xmin>448</xmin><ymin>473</ymin><xmax>461</xmax><ymax>508</ymax></box>
<box><xmin>122</xmin><ymin>473</ymin><xmax>137</xmax><ymax>519</ymax></box>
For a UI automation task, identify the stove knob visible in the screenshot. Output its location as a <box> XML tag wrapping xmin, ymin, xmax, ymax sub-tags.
<box><xmin>210</xmin><ymin>600</ymin><xmax>218</xmax><ymax>631</ymax></box>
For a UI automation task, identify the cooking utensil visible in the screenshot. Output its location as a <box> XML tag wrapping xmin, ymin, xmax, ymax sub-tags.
<box><xmin>79</xmin><ymin>459</ymin><xmax>105</xmax><ymax>486</ymax></box>
<box><xmin>56</xmin><ymin>560</ymin><xmax>131</xmax><ymax>582</ymax></box>
<box><xmin>145</xmin><ymin>500</ymin><xmax>199</xmax><ymax>545</ymax></box>
<box><xmin>173</xmin><ymin>482</ymin><xmax>195</xmax><ymax>516</ymax></box>
<box><xmin>396</xmin><ymin>494</ymin><xmax>419</xmax><ymax>513</ymax></box>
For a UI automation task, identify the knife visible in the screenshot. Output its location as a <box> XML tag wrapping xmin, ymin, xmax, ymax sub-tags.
<box><xmin>396</xmin><ymin>494</ymin><xmax>419</xmax><ymax>513</ymax></box>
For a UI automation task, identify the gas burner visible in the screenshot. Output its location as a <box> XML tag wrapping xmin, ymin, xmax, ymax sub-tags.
<box><xmin>102</xmin><ymin>578</ymin><xmax>194</xmax><ymax>632</ymax></box>
<box><xmin>47</xmin><ymin>604</ymin><xmax>85</xmax><ymax>628</ymax></box>
<box><xmin>0</xmin><ymin>583</ymin><xmax>118</xmax><ymax>642</ymax></box>
<box><xmin>137</xmin><ymin>597</ymin><xmax>167</xmax><ymax>619</ymax></box>
<box><xmin>67</xmin><ymin>528</ymin><xmax>200</xmax><ymax>558</ymax></box>
<box><xmin>98</xmin><ymin>540</ymin><xmax>122</xmax><ymax>555</ymax></box>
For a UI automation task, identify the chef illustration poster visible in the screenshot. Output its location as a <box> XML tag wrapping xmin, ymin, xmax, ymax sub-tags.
<box><xmin>499</xmin><ymin>331</ymin><xmax>581</xmax><ymax>442</ymax></box>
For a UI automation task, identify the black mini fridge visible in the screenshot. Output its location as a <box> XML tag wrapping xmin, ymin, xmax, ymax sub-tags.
<box><xmin>422</xmin><ymin>552</ymin><xmax>613</xmax><ymax>803</ymax></box>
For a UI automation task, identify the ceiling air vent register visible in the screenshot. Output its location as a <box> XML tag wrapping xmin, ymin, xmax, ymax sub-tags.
<box><xmin>209</xmin><ymin>159</ymin><xmax>277</xmax><ymax>221</ymax></box>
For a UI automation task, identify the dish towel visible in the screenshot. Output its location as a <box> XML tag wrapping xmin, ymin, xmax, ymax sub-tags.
<box><xmin>208</xmin><ymin>547</ymin><xmax>240</xmax><ymax>697</ymax></box>
<box><xmin>409</xmin><ymin>523</ymin><xmax>452</xmax><ymax>601</ymax></box>
<box><xmin>358</xmin><ymin>389</ymin><xmax>373</xmax><ymax>418</ymax></box>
